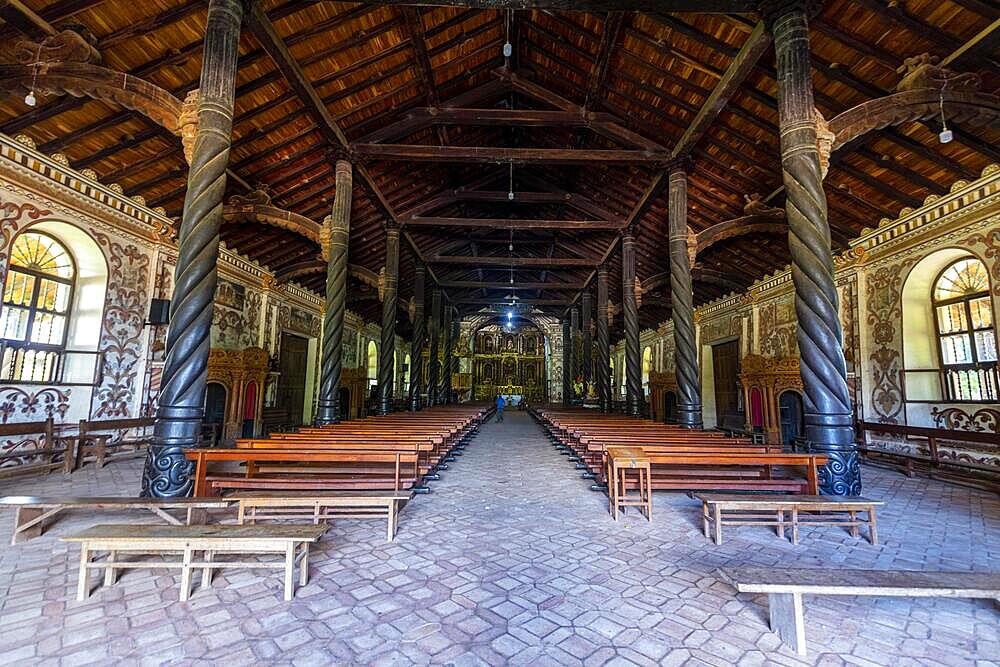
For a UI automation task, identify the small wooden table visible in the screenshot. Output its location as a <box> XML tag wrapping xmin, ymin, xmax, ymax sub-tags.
<box><xmin>62</xmin><ymin>524</ymin><xmax>327</xmax><ymax>602</ymax></box>
<box><xmin>697</xmin><ymin>494</ymin><xmax>882</xmax><ymax>545</ymax></box>
<box><xmin>606</xmin><ymin>447</ymin><xmax>651</xmax><ymax>521</ymax></box>
<box><xmin>234</xmin><ymin>490</ymin><xmax>413</xmax><ymax>541</ymax></box>
<box><xmin>720</xmin><ymin>567</ymin><xmax>1000</xmax><ymax>656</ymax></box>
<box><xmin>1</xmin><ymin>496</ymin><xmax>233</xmax><ymax>545</ymax></box>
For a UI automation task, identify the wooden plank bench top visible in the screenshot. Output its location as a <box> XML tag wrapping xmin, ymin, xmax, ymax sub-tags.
<box><xmin>698</xmin><ymin>494</ymin><xmax>882</xmax><ymax>545</ymax></box>
<box><xmin>63</xmin><ymin>524</ymin><xmax>327</xmax><ymax>601</ymax></box>
<box><xmin>719</xmin><ymin>567</ymin><xmax>1000</xmax><ymax>656</ymax></box>
<box><xmin>2</xmin><ymin>495</ymin><xmax>232</xmax><ymax>545</ymax></box>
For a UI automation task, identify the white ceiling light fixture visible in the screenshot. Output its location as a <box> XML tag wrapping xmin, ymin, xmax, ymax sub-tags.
<box><xmin>503</xmin><ymin>9</ymin><xmax>513</xmax><ymax>59</ymax></box>
<box><xmin>24</xmin><ymin>43</ymin><xmax>44</xmax><ymax>107</ymax></box>
<box><xmin>938</xmin><ymin>83</ymin><xmax>952</xmax><ymax>144</ymax></box>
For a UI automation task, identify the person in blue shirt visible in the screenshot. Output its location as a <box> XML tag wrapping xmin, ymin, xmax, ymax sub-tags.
<box><xmin>495</xmin><ymin>394</ymin><xmax>505</xmax><ymax>423</ymax></box>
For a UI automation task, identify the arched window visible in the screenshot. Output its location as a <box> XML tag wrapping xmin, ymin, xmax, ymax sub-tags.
<box><xmin>642</xmin><ymin>345</ymin><xmax>653</xmax><ymax>396</ymax></box>
<box><xmin>1</xmin><ymin>232</ymin><xmax>76</xmax><ymax>382</ymax></box>
<box><xmin>932</xmin><ymin>257</ymin><xmax>997</xmax><ymax>401</ymax></box>
<box><xmin>366</xmin><ymin>340</ymin><xmax>378</xmax><ymax>388</ymax></box>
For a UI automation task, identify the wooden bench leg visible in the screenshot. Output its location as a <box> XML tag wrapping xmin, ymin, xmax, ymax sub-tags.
<box><xmin>299</xmin><ymin>542</ymin><xmax>309</xmax><ymax>587</ymax></box>
<box><xmin>13</xmin><ymin>507</ymin><xmax>46</xmax><ymax>545</ymax></box>
<box><xmin>713</xmin><ymin>505</ymin><xmax>722</xmax><ymax>545</ymax></box>
<box><xmin>104</xmin><ymin>550</ymin><xmax>117</xmax><ymax>586</ymax></box>
<box><xmin>179</xmin><ymin>547</ymin><xmax>193</xmax><ymax>602</ymax></box>
<box><xmin>96</xmin><ymin>443</ymin><xmax>107</xmax><ymax>469</ymax></box>
<box><xmin>284</xmin><ymin>543</ymin><xmax>295</xmax><ymax>601</ymax></box>
<box><xmin>776</xmin><ymin>510</ymin><xmax>785</xmax><ymax>540</ymax></box>
<box><xmin>187</xmin><ymin>508</ymin><xmax>207</xmax><ymax>526</ymax></box>
<box><xmin>868</xmin><ymin>507</ymin><xmax>879</xmax><ymax>545</ymax></box>
<box><xmin>387</xmin><ymin>501</ymin><xmax>397</xmax><ymax>541</ymax></box>
<box><xmin>202</xmin><ymin>551</ymin><xmax>214</xmax><ymax>589</ymax></box>
<box><xmin>768</xmin><ymin>592</ymin><xmax>807</xmax><ymax>656</ymax></box>
<box><xmin>76</xmin><ymin>546</ymin><xmax>91</xmax><ymax>601</ymax></box>
<box><xmin>702</xmin><ymin>502</ymin><xmax>711</xmax><ymax>540</ymax></box>
<box><xmin>237</xmin><ymin>502</ymin><xmax>247</xmax><ymax>525</ymax></box>
<box><xmin>848</xmin><ymin>511</ymin><xmax>859</xmax><ymax>539</ymax></box>
<box><xmin>791</xmin><ymin>508</ymin><xmax>799</xmax><ymax>545</ymax></box>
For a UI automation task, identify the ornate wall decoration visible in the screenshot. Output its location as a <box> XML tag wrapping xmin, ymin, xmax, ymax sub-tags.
<box><xmin>240</xmin><ymin>289</ymin><xmax>262</xmax><ymax>349</ymax></box>
<box><xmin>206</xmin><ymin>347</ymin><xmax>269</xmax><ymax>442</ymax></box>
<box><xmin>864</xmin><ymin>260</ymin><xmax>913</xmax><ymax>424</ymax></box>
<box><xmin>0</xmin><ymin>386</ymin><xmax>71</xmax><ymax>423</ymax></box>
<box><xmin>962</xmin><ymin>227</ymin><xmax>1000</xmax><ymax>297</ymax></box>
<box><xmin>91</xmin><ymin>233</ymin><xmax>149</xmax><ymax>419</ymax></box>
<box><xmin>0</xmin><ymin>198</ymin><xmax>51</xmax><ymax>281</ymax></box>
<box><xmin>758</xmin><ymin>299</ymin><xmax>798</xmax><ymax>357</ymax></box>
<box><xmin>279</xmin><ymin>304</ymin><xmax>321</xmax><ymax>338</ymax></box>
<box><xmin>894</xmin><ymin>53</ymin><xmax>981</xmax><ymax>93</ymax></box>
<box><xmin>931</xmin><ymin>406</ymin><xmax>1000</xmax><ymax>434</ymax></box>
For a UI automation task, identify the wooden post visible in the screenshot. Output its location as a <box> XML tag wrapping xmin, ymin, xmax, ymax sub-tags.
<box><xmin>143</xmin><ymin>0</ymin><xmax>243</xmax><ymax>498</ymax></box>
<box><xmin>622</xmin><ymin>229</ymin><xmax>642</xmax><ymax>417</ymax></box>
<box><xmin>767</xmin><ymin>1</ymin><xmax>859</xmax><ymax>495</ymax></box>
<box><xmin>562</xmin><ymin>317</ymin><xmax>573</xmax><ymax>406</ymax></box>
<box><xmin>427</xmin><ymin>289</ymin><xmax>441</xmax><ymax>405</ymax></box>
<box><xmin>581</xmin><ymin>292</ymin><xmax>593</xmax><ymax>398</ymax></box>
<box><xmin>408</xmin><ymin>264</ymin><xmax>426</xmax><ymax>411</ymax></box>
<box><xmin>378</xmin><ymin>226</ymin><xmax>400</xmax><ymax>415</ymax></box>
<box><xmin>316</xmin><ymin>157</ymin><xmax>353</xmax><ymax>425</ymax></box>
<box><xmin>596</xmin><ymin>264</ymin><xmax>612</xmax><ymax>412</ymax></box>
<box><xmin>439</xmin><ymin>306</ymin><xmax>455</xmax><ymax>404</ymax></box>
<box><xmin>668</xmin><ymin>167</ymin><xmax>703</xmax><ymax>429</ymax></box>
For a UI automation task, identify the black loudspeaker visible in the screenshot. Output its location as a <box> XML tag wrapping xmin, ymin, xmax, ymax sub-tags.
<box><xmin>148</xmin><ymin>298</ymin><xmax>170</xmax><ymax>326</ymax></box>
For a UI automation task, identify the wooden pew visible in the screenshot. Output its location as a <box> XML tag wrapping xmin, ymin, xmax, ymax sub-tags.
<box><xmin>234</xmin><ymin>490</ymin><xmax>413</xmax><ymax>541</ymax></box>
<box><xmin>74</xmin><ymin>417</ymin><xmax>155</xmax><ymax>469</ymax></box>
<box><xmin>185</xmin><ymin>448</ymin><xmax>422</xmax><ymax>496</ymax></box>
<box><xmin>720</xmin><ymin>568</ymin><xmax>1000</xmax><ymax>656</ymax></box>
<box><xmin>0</xmin><ymin>419</ymin><xmax>76</xmax><ymax>477</ymax></box>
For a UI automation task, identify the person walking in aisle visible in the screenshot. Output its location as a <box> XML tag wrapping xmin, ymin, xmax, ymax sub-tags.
<box><xmin>495</xmin><ymin>394</ymin><xmax>505</xmax><ymax>422</ymax></box>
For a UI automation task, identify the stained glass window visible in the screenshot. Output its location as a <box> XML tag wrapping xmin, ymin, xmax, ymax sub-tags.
<box><xmin>0</xmin><ymin>232</ymin><xmax>76</xmax><ymax>382</ymax></box>
<box><xmin>932</xmin><ymin>257</ymin><xmax>997</xmax><ymax>401</ymax></box>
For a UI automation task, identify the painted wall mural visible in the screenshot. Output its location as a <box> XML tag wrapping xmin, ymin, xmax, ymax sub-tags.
<box><xmin>90</xmin><ymin>232</ymin><xmax>149</xmax><ymax>419</ymax></box>
<box><xmin>0</xmin><ymin>386</ymin><xmax>71</xmax><ymax>423</ymax></box>
<box><xmin>758</xmin><ymin>298</ymin><xmax>798</xmax><ymax>358</ymax></box>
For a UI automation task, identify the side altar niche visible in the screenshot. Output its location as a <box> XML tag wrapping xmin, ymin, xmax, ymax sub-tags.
<box><xmin>471</xmin><ymin>325</ymin><xmax>547</xmax><ymax>402</ymax></box>
<box><xmin>206</xmin><ymin>347</ymin><xmax>269</xmax><ymax>444</ymax></box>
<box><xmin>738</xmin><ymin>354</ymin><xmax>804</xmax><ymax>444</ymax></box>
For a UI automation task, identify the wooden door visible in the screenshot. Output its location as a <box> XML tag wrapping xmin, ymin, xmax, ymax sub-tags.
<box><xmin>277</xmin><ymin>333</ymin><xmax>309</xmax><ymax>426</ymax></box>
<box><xmin>712</xmin><ymin>339</ymin><xmax>742</xmax><ymax>429</ymax></box>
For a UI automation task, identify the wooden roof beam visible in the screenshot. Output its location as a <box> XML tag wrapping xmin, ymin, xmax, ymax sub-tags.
<box><xmin>403</xmin><ymin>217</ymin><xmax>623</xmax><ymax>231</ymax></box>
<box><xmin>431</xmin><ymin>256</ymin><xmax>596</xmax><ymax>268</ymax></box>
<box><xmin>362</xmin><ymin>1</ymin><xmax>752</xmax><ymax>11</ymax></box>
<box><xmin>670</xmin><ymin>21</ymin><xmax>770</xmax><ymax>159</ymax></box>
<box><xmin>350</xmin><ymin>144</ymin><xmax>671</xmax><ymax>164</ymax></box>
<box><xmin>440</xmin><ymin>281</ymin><xmax>587</xmax><ymax>290</ymax></box>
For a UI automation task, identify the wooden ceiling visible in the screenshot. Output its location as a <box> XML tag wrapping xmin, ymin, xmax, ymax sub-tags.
<box><xmin>1</xmin><ymin>0</ymin><xmax>997</xmax><ymax>335</ymax></box>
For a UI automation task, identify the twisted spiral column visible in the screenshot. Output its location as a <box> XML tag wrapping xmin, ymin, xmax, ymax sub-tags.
<box><xmin>408</xmin><ymin>264</ymin><xmax>426</xmax><ymax>411</ymax></box>
<box><xmin>378</xmin><ymin>226</ymin><xmax>400</xmax><ymax>415</ymax></box>
<box><xmin>770</xmin><ymin>5</ymin><xmax>859</xmax><ymax>495</ymax></box>
<box><xmin>622</xmin><ymin>231</ymin><xmax>642</xmax><ymax>417</ymax></box>
<box><xmin>438</xmin><ymin>306</ymin><xmax>453</xmax><ymax>404</ymax></box>
<box><xmin>668</xmin><ymin>168</ymin><xmax>703</xmax><ymax>429</ymax></box>
<box><xmin>562</xmin><ymin>317</ymin><xmax>573</xmax><ymax>406</ymax></box>
<box><xmin>315</xmin><ymin>159</ymin><xmax>353</xmax><ymax>425</ymax></box>
<box><xmin>596</xmin><ymin>265</ymin><xmax>611</xmax><ymax>412</ymax></box>
<box><xmin>570</xmin><ymin>307</ymin><xmax>580</xmax><ymax>390</ymax></box>
<box><xmin>143</xmin><ymin>0</ymin><xmax>242</xmax><ymax>498</ymax></box>
<box><xmin>446</xmin><ymin>313</ymin><xmax>459</xmax><ymax>404</ymax></box>
<box><xmin>427</xmin><ymin>289</ymin><xmax>441</xmax><ymax>405</ymax></box>
<box><xmin>581</xmin><ymin>292</ymin><xmax>593</xmax><ymax>398</ymax></box>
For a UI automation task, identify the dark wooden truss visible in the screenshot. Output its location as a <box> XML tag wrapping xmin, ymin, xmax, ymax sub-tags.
<box><xmin>0</xmin><ymin>0</ymin><xmax>997</xmax><ymax>333</ymax></box>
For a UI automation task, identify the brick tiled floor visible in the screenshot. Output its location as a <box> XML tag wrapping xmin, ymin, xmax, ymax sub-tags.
<box><xmin>0</xmin><ymin>411</ymin><xmax>997</xmax><ymax>665</ymax></box>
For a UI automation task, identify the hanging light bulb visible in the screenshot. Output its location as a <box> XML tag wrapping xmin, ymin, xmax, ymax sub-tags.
<box><xmin>503</xmin><ymin>10</ymin><xmax>513</xmax><ymax>59</ymax></box>
<box><xmin>507</xmin><ymin>162</ymin><xmax>515</xmax><ymax>200</ymax></box>
<box><xmin>24</xmin><ymin>91</ymin><xmax>36</xmax><ymax>107</ymax></box>
<box><xmin>25</xmin><ymin>42</ymin><xmax>43</xmax><ymax>108</ymax></box>
<box><xmin>938</xmin><ymin>88</ymin><xmax>952</xmax><ymax>144</ymax></box>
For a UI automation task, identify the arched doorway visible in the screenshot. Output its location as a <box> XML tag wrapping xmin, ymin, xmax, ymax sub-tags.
<box><xmin>778</xmin><ymin>390</ymin><xmax>804</xmax><ymax>447</ymax></box>
<box><xmin>664</xmin><ymin>391</ymin><xmax>678</xmax><ymax>423</ymax></box>
<box><xmin>242</xmin><ymin>381</ymin><xmax>258</xmax><ymax>438</ymax></box>
<box><xmin>749</xmin><ymin>387</ymin><xmax>764</xmax><ymax>432</ymax></box>
<box><xmin>204</xmin><ymin>382</ymin><xmax>227</xmax><ymax>446</ymax></box>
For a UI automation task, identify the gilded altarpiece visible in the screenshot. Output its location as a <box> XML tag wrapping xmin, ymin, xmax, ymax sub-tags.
<box><xmin>471</xmin><ymin>325</ymin><xmax>547</xmax><ymax>401</ymax></box>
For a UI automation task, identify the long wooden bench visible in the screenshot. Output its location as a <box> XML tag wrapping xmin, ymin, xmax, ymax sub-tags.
<box><xmin>74</xmin><ymin>417</ymin><xmax>155</xmax><ymax>469</ymax></box>
<box><xmin>1</xmin><ymin>495</ymin><xmax>233</xmax><ymax>545</ymax></box>
<box><xmin>0</xmin><ymin>419</ymin><xmax>76</xmax><ymax>477</ymax></box>
<box><xmin>185</xmin><ymin>448</ymin><xmax>422</xmax><ymax>496</ymax></box>
<box><xmin>697</xmin><ymin>494</ymin><xmax>883</xmax><ymax>545</ymax></box>
<box><xmin>62</xmin><ymin>524</ymin><xmax>327</xmax><ymax>601</ymax></box>
<box><xmin>720</xmin><ymin>568</ymin><xmax>1000</xmax><ymax>656</ymax></box>
<box><xmin>234</xmin><ymin>490</ymin><xmax>413</xmax><ymax>541</ymax></box>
